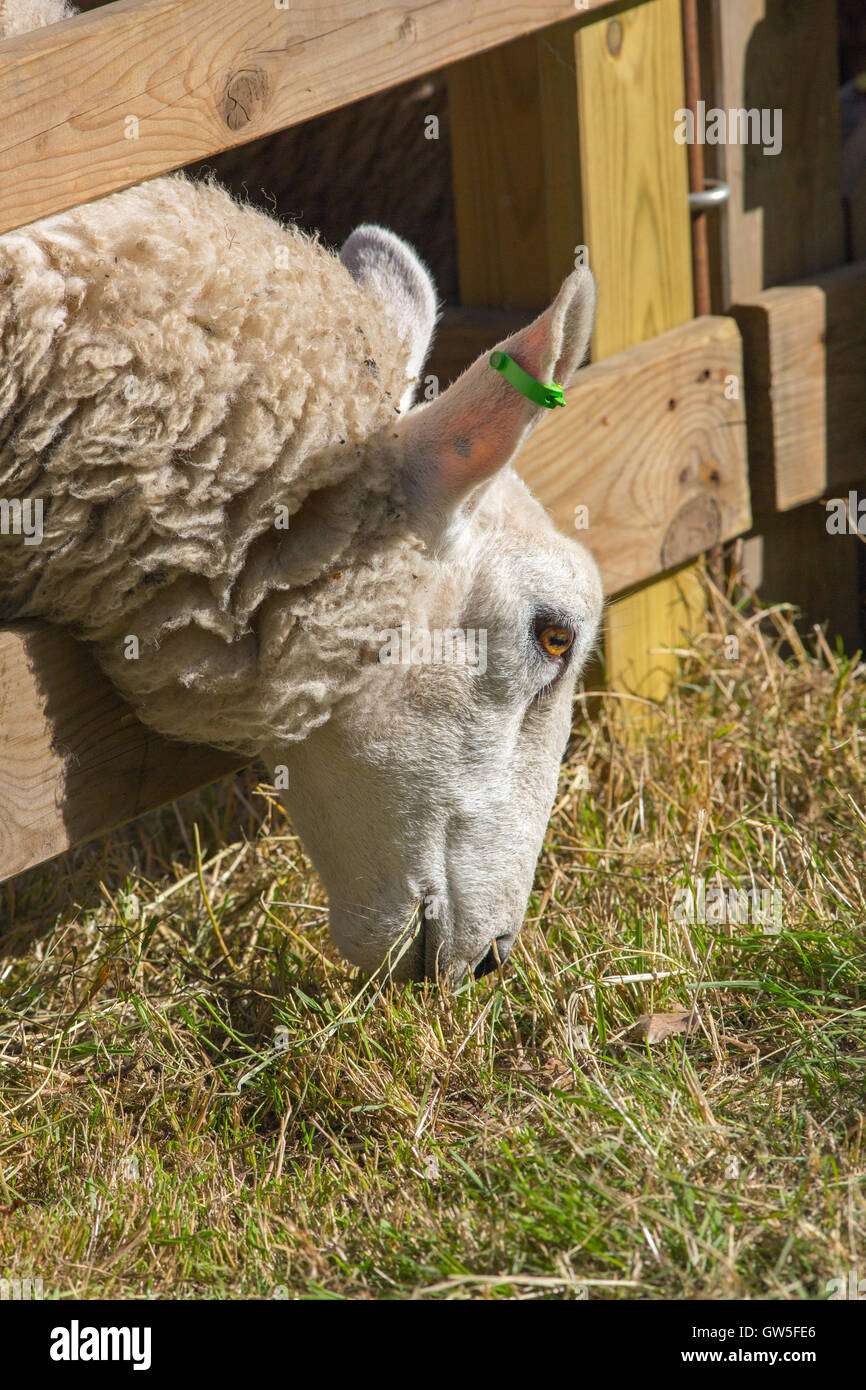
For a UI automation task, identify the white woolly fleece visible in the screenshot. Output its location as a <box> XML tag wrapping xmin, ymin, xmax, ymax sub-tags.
<box><xmin>0</xmin><ymin>0</ymin><xmax>72</xmax><ymax>35</ymax></box>
<box><xmin>0</xmin><ymin>172</ymin><xmax>429</xmax><ymax>752</ymax></box>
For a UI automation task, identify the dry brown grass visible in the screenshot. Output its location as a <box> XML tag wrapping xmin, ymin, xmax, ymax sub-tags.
<box><xmin>1</xmin><ymin>574</ymin><xmax>864</xmax><ymax>1299</ymax></box>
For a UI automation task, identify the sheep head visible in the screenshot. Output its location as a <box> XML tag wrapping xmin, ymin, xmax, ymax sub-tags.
<box><xmin>270</xmin><ymin>229</ymin><xmax>603</xmax><ymax>984</ymax></box>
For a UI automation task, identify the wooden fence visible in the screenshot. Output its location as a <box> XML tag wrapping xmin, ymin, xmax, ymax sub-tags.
<box><xmin>1</xmin><ymin>0</ymin><xmax>863</xmax><ymax>882</ymax></box>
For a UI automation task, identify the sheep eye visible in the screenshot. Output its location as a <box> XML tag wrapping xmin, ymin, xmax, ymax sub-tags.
<box><xmin>536</xmin><ymin>624</ymin><xmax>574</xmax><ymax>659</ymax></box>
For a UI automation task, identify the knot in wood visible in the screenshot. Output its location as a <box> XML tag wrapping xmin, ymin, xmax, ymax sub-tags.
<box><xmin>660</xmin><ymin>495</ymin><xmax>721</xmax><ymax>570</ymax></box>
<box><xmin>220</xmin><ymin>67</ymin><xmax>269</xmax><ymax>132</ymax></box>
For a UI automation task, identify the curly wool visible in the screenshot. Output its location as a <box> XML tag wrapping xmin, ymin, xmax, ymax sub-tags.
<box><xmin>0</xmin><ymin>173</ymin><xmax>426</xmax><ymax>753</ymax></box>
<box><xmin>0</xmin><ymin>0</ymin><xmax>73</xmax><ymax>34</ymax></box>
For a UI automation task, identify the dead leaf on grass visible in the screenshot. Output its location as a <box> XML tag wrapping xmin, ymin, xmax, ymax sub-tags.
<box><xmin>626</xmin><ymin>1011</ymin><xmax>697</xmax><ymax>1045</ymax></box>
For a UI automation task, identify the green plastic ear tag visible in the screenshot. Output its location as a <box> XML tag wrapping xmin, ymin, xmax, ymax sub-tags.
<box><xmin>489</xmin><ymin>351</ymin><xmax>566</xmax><ymax>409</ymax></box>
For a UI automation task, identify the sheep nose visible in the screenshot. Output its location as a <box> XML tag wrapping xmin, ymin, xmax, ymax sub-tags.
<box><xmin>473</xmin><ymin>935</ymin><xmax>513</xmax><ymax>978</ymax></box>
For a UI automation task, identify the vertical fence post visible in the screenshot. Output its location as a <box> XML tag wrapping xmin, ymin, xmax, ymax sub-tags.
<box><xmin>570</xmin><ymin>0</ymin><xmax>705</xmax><ymax>716</ymax></box>
<box><xmin>448</xmin><ymin>36</ymin><xmax>550</xmax><ymax>313</ymax></box>
<box><xmin>703</xmin><ymin>0</ymin><xmax>862</xmax><ymax>650</ymax></box>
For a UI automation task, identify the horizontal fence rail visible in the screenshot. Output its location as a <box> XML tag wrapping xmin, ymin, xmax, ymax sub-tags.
<box><xmin>0</xmin><ymin>0</ymin><xmax>609</xmax><ymax>236</ymax></box>
<box><xmin>0</xmin><ymin>625</ymin><xmax>245</xmax><ymax>882</ymax></box>
<box><xmin>730</xmin><ymin>261</ymin><xmax>866</xmax><ymax>512</ymax></box>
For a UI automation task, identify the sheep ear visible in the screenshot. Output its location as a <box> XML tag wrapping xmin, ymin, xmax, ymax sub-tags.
<box><xmin>340</xmin><ymin>224</ymin><xmax>439</xmax><ymax>412</ymax></box>
<box><xmin>398</xmin><ymin>267</ymin><xmax>595</xmax><ymax>535</ymax></box>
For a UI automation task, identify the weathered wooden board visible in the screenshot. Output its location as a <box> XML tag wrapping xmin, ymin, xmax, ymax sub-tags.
<box><xmin>0</xmin><ymin>624</ymin><xmax>244</xmax><ymax>882</ymax></box>
<box><xmin>571</xmin><ymin>1</ymin><xmax>695</xmax><ymax>361</ymax></box>
<box><xmin>0</xmin><ymin>0</ymin><xmax>609</xmax><ymax>237</ymax></box>
<box><xmin>730</xmin><ymin>261</ymin><xmax>866</xmax><ymax>511</ymax></box>
<box><xmin>448</xmin><ymin>35</ymin><xmax>549</xmax><ymax>312</ymax></box>
<box><xmin>701</xmin><ymin>0</ymin><xmax>845</xmax><ymax>305</ymax></box>
<box><xmin>701</xmin><ymin>0</ymin><xmax>860</xmax><ymax>653</ymax></box>
<box><xmin>518</xmin><ymin>314</ymin><xmax>750</xmax><ymax>594</ymax></box>
<box><xmin>568</xmin><ymin>0</ymin><xmax>704</xmax><ymax>706</ymax></box>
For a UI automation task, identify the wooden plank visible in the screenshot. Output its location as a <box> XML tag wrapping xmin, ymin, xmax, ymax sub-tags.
<box><xmin>703</xmin><ymin>0</ymin><xmax>861</xmax><ymax>652</ymax></box>
<box><xmin>0</xmin><ymin>624</ymin><xmax>244</xmax><ymax>882</ymax></box>
<box><xmin>731</xmin><ymin>261</ymin><xmax>866</xmax><ymax>511</ymax></box>
<box><xmin>447</xmin><ymin>35</ymin><xmax>548</xmax><ymax>311</ymax></box>
<box><xmin>517</xmin><ymin>314</ymin><xmax>750</xmax><ymax>594</ymax></box>
<box><xmin>536</xmin><ymin>22</ymin><xmax>585</xmax><ymax>300</ymax></box>
<box><xmin>702</xmin><ymin>0</ymin><xmax>845</xmax><ymax>304</ymax></box>
<box><xmin>757</xmin><ymin>504</ymin><xmax>865</xmax><ymax>654</ymax></box>
<box><xmin>569</xmin><ymin>0</ymin><xmax>703</xmax><ymax>707</ymax></box>
<box><xmin>572</xmin><ymin>2</ymin><xmax>694</xmax><ymax>359</ymax></box>
<box><xmin>0</xmin><ymin>0</ymin><xmax>610</xmax><ymax>238</ymax></box>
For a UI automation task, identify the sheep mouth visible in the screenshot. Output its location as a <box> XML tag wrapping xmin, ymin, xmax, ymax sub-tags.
<box><xmin>386</xmin><ymin>891</ymin><xmax>445</xmax><ymax>983</ymax></box>
<box><xmin>377</xmin><ymin>898</ymin><xmax>435</xmax><ymax>982</ymax></box>
<box><xmin>370</xmin><ymin>894</ymin><xmax>456</xmax><ymax>984</ymax></box>
<box><xmin>420</xmin><ymin>891</ymin><xmax>453</xmax><ymax>982</ymax></box>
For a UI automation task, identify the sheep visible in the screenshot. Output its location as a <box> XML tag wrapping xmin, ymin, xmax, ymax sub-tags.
<box><xmin>0</xmin><ymin>0</ymin><xmax>604</xmax><ymax>983</ymax></box>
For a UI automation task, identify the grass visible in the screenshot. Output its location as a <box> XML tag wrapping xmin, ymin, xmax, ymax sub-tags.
<box><xmin>1</xmin><ymin>576</ymin><xmax>864</xmax><ymax>1300</ymax></box>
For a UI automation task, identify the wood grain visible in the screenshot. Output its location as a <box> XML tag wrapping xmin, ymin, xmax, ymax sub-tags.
<box><xmin>0</xmin><ymin>0</ymin><xmax>608</xmax><ymax>237</ymax></box>
<box><xmin>572</xmin><ymin>0</ymin><xmax>694</xmax><ymax>359</ymax></box>
<box><xmin>569</xmin><ymin>0</ymin><xmax>704</xmax><ymax>707</ymax></box>
<box><xmin>447</xmin><ymin>35</ymin><xmax>549</xmax><ymax>310</ymax></box>
<box><xmin>0</xmin><ymin>624</ymin><xmax>245</xmax><ymax>882</ymax></box>
<box><xmin>702</xmin><ymin>0</ymin><xmax>845</xmax><ymax>305</ymax></box>
<box><xmin>730</xmin><ymin>260</ymin><xmax>866</xmax><ymax>510</ymax></box>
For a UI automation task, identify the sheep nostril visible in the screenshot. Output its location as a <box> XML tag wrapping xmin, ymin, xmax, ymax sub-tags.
<box><xmin>473</xmin><ymin>935</ymin><xmax>512</xmax><ymax>979</ymax></box>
